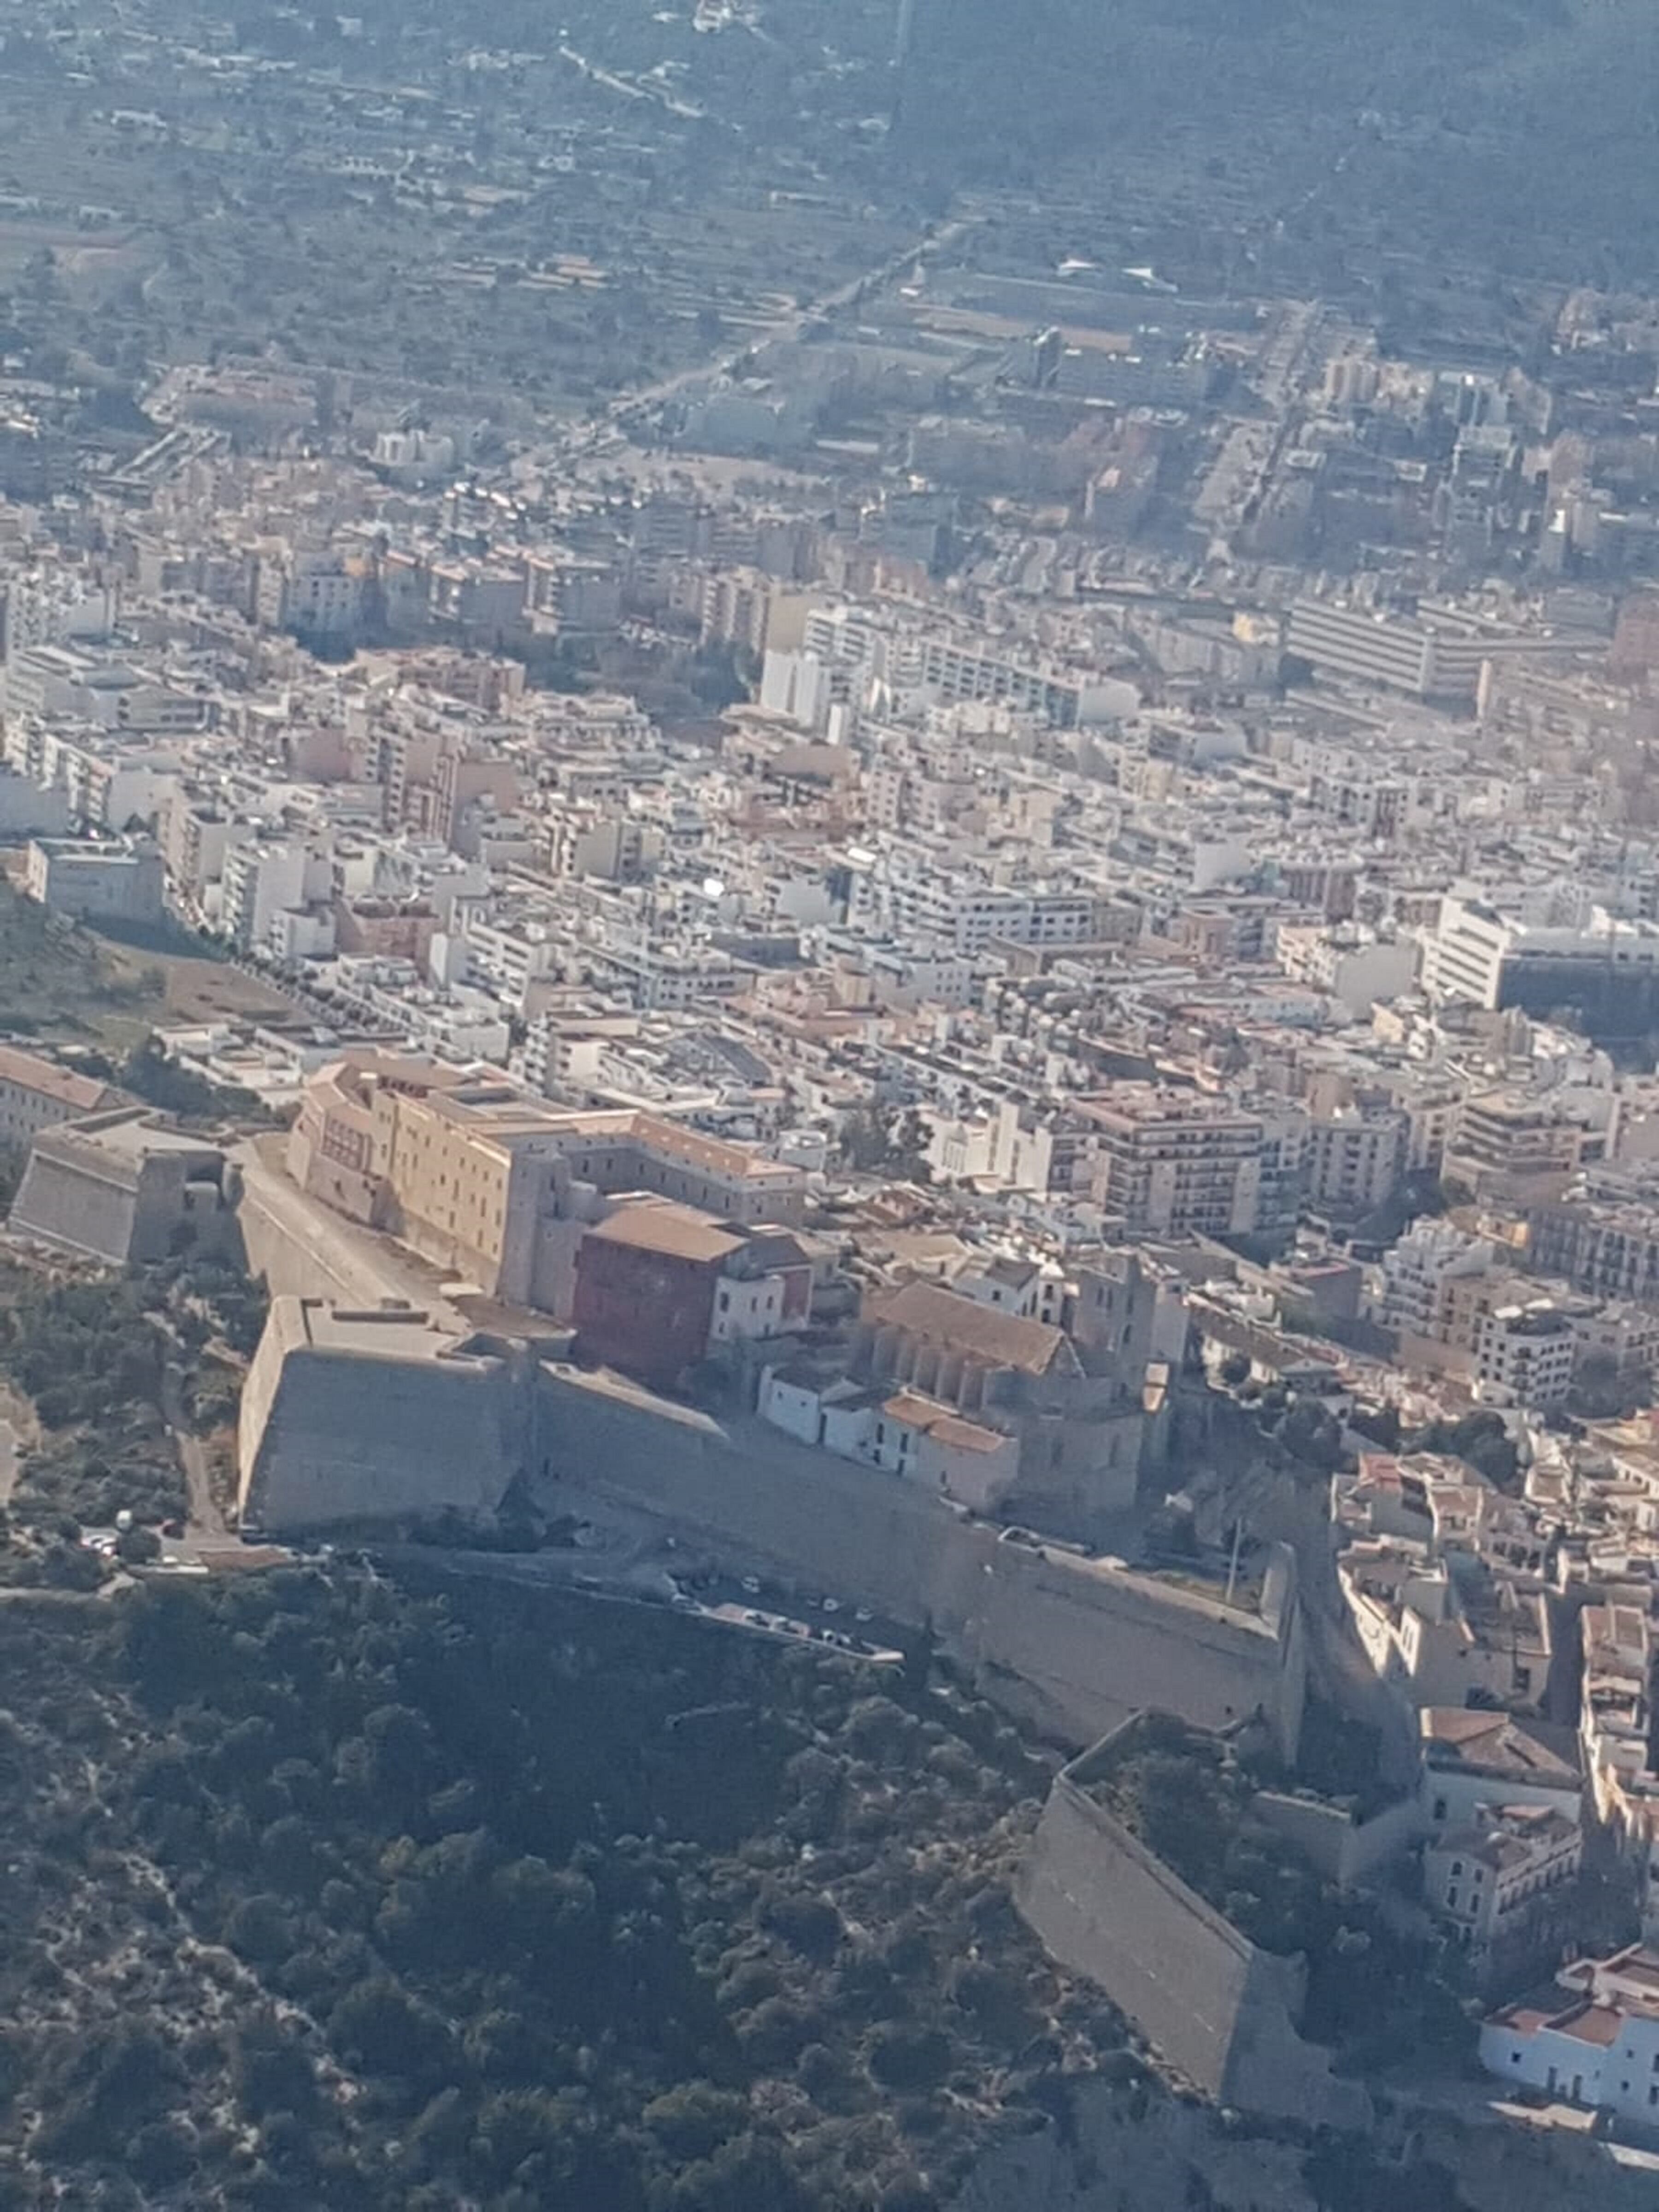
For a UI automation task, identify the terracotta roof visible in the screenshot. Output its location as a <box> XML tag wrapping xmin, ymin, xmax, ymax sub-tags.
<box><xmin>880</xmin><ymin>1392</ymin><xmax>1008</xmax><ymax>1455</ymax></box>
<box><xmin>865</xmin><ymin>1279</ymin><xmax>1071</xmax><ymax>1377</ymax></box>
<box><xmin>1553</xmin><ymin>2003</ymin><xmax>1623</xmax><ymax>2047</ymax></box>
<box><xmin>927</xmin><ymin>1413</ymin><xmax>1009</xmax><ymax>1456</ymax></box>
<box><xmin>586</xmin><ymin>1199</ymin><xmax>744</xmax><ymax>1265</ymax></box>
<box><xmin>0</xmin><ymin>1046</ymin><xmax>109</xmax><ymax>1112</ymax></box>
<box><xmin>1603</xmin><ymin>1946</ymin><xmax>1659</xmax><ymax>1992</ymax></box>
<box><xmin>1420</xmin><ymin>1709</ymin><xmax>1580</xmax><ymax>1784</ymax></box>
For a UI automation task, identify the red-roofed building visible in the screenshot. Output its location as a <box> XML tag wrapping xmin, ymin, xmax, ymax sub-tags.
<box><xmin>1480</xmin><ymin>1945</ymin><xmax>1659</xmax><ymax>2117</ymax></box>
<box><xmin>572</xmin><ymin>1198</ymin><xmax>811</xmax><ymax>1389</ymax></box>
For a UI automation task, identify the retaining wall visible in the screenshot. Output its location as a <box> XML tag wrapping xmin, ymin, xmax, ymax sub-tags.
<box><xmin>1017</xmin><ymin>1756</ymin><xmax>1370</xmax><ymax>2126</ymax></box>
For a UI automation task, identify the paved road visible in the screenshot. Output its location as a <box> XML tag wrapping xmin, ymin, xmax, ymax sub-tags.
<box><xmin>603</xmin><ymin>217</ymin><xmax>971</xmax><ymax>429</ymax></box>
<box><xmin>234</xmin><ymin>1140</ymin><xmax>463</xmax><ymax>1324</ymax></box>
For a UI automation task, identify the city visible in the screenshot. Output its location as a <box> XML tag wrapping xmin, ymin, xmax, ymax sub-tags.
<box><xmin>0</xmin><ymin>0</ymin><xmax>1654</xmax><ymax>2204</ymax></box>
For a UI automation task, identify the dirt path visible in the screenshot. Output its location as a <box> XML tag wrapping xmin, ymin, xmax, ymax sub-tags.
<box><xmin>0</xmin><ymin>1381</ymin><xmax>38</xmax><ymax>1510</ymax></box>
<box><xmin>161</xmin><ymin>1362</ymin><xmax>227</xmax><ymax>1539</ymax></box>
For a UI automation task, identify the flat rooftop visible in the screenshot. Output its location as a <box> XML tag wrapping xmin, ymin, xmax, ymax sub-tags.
<box><xmin>50</xmin><ymin>1112</ymin><xmax>221</xmax><ymax>1161</ymax></box>
<box><xmin>289</xmin><ymin>1299</ymin><xmax>467</xmax><ymax>1360</ymax></box>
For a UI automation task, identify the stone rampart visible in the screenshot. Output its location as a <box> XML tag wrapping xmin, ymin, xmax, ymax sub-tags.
<box><xmin>238</xmin><ymin>1319</ymin><xmax>1308</xmax><ymax>1760</ymax></box>
<box><xmin>530</xmin><ymin>1366</ymin><xmax>1308</xmax><ymax>1760</ymax></box>
<box><xmin>238</xmin><ymin>1313</ymin><xmax>528</xmax><ymax>1530</ymax></box>
<box><xmin>1017</xmin><ymin>1736</ymin><xmax>1370</xmax><ymax>2126</ymax></box>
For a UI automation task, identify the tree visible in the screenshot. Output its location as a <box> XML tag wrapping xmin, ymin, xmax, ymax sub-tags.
<box><xmin>759</xmin><ymin>1885</ymin><xmax>843</xmax><ymax>1963</ymax></box>
<box><xmin>866</xmin><ymin>2024</ymin><xmax>951</xmax><ymax>2091</ymax></box>
<box><xmin>641</xmin><ymin>2083</ymin><xmax>749</xmax><ymax>2162</ymax></box>
<box><xmin>1347</xmin><ymin>1402</ymin><xmax>1400</xmax><ymax>1450</ymax></box>
<box><xmin>327</xmin><ymin>1979</ymin><xmax>453</xmax><ymax>2088</ymax></box>
<box><xmin>231</xmin><ymin>2015</ymin><xmax>318</xmax><ymax>2123</ymax></box>
<box><xmin>838</xmin><ymin>1104</ymin><xmax>932</xmax><ymax>1183</ymax></box>
<box><xmin>224</xmin><ymin>1894</ymin><xmax>295</xmax><ymax>1965</ymax></box>
<box><xmin>1280</xmin><ymin>1400</ymin><xmax>1347</xmax><ymax>1475</ymax></box>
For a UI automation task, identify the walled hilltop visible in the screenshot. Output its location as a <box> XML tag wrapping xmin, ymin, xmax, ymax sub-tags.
<box><xmin>10</xmin><ymin>1109</ymin><xmax>239</xmax><ymax>1269</ymax></box>
<box><xmin>239</xmin><ymin>1298</ymin><xmax>1306</xmax><ymax>1759</ymax></box>
<box><xmin>238</xmin><ymin>1300</ymin><xmax>536</xmax><ymax>1531</ymax></box>
<box><xmin>1017</xmin><ymin>1724</ymin><xmax>1371</xmax><ymax>2127</ymax></box>
<box><xmin>532</xmin><ymin>1361</ymin><xmax>1305</xmax><ymax>1759</ymax></box>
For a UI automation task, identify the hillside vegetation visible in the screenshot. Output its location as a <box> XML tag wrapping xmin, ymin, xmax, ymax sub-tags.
<box><xmin>0</xmin><ymin>1569</ymin><xmax>1130</xmax><ymax>2209</ymax></box>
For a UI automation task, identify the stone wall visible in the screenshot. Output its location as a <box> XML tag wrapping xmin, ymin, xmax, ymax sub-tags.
<box><xmin>238</xmin><ymin>1321</ymin><xmax>529</xmax><ymax>1531</ymax></box>
<box><xmin>1016</xmin><ymin>1743</ymin><xmax>1370</xmax><ymax>2127</ymax></box>
<box><xmin>533</xmin><ymin>1366</ymin><xmax>1306</xmax><ymax>1760</ymax></box>
<box><xmin>1251</xmin><ymin>1786</ymin><xmax>1423</xmax><ymax>1888</ymax></box>
<box><xmin>237</xmin><ymin>1325</ymin><xmax>1308</xmax><ymax>1760</ymax></box>
<box><xmin>9</xmin><ymin>1142</ymin><xmax>141</xmax><ymax>1265</ymax></box>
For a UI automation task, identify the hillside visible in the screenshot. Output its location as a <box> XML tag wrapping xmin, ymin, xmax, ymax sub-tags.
<box><xmin>0</xmin><ymin>1570</ymin><xmax>1112</xmax><ymax>2208</ymax></box>
<box><xmin>891</xmin><ymin>0</ymin><xmax>1657</xmax><ymax>282</ymax></box>
<box><xmin>0</xmin><ymin>1566</ymin><xmax>1645</xmax><ymax>2209</ymax></box>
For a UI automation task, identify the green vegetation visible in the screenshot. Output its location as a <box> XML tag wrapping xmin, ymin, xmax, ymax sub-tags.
<box><xmin>1091</xmin><ymin>1714</ymin><xmax>1471</xmax><ymax>2071</ymax></box>
<box><xmin>1406</xmin><ymin>1410</ymin><xmax>1520</xmax><ymax>1493</ymax></box>
<box><xmin>838</xmin><ymin>1104</ymin><xmax>934</xmax><ymax>1185</ymax></box>
<box><xmin>0</xmin><ymin>1567</ymin><xmax>1123</xmax><ymax>2207</ymax></box>
<box><xmin>0</xmin><ymin>1265</ymin><xmax>180</xmax><ymax>1528</ymax></box>
<box><xmin>82</xmin><ymin>1035</ymin><xmax>273</xmax><ymax>1130</ymax></box>
<box><xmin>0</xmin><ymin>1255</ymin><xmax>266</xmax><ymax>1534</ymax></box>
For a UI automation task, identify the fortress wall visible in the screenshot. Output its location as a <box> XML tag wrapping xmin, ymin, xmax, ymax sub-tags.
<box><xmin>1017</xmin><ymin>1772</ymin><xmax>1368</xmax><ymax>2127</ymax></box>
<box><xmin>534</xmin><ymin>1369</ymin><xmax>1304</xmax><ymax>1758</ymax></box>
<box><xmin>240</xmin><ymin>1346</ymin><xmax>520</xmax><ymax>1530</ymax></box>
<box><xmin>9</xmin><ymin>1150</ymin><xmax>140</xmax><ymax>1265</ymax></box>
<box><xmin>237</xmin><ymin>1332</ymin><xmax>1306</xmax><ymax>1760</ymax></box>
<box><xmin>1251</xmin><ymin>1787</ymin><xmax>1423</xmax><ymax>1888</ymax></box>
<box><xmin>237</xmin><ymin>1186</ymin><xmax>384</xmax><ymax>1304</ymax></box>
<box><xmin>1018</xmin><ymin>1774</ymin><xmax>1255</xmax><ymax>2100</ymax></box>
<box><xmin>535</xmin><ymin>1368</ymin><xmax>986</xmax><ymax>1628</ymax></box>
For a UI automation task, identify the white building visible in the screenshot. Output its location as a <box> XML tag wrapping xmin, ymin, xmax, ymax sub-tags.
<box><xmin>1276</xmin><ymin>922</ymin><xmax>1418</xmax><ymax>1019</ymax></box>
<box><xmin>1480</xmin><ymin>1946</ymin><xmax>1659</xmax><ymax>2119</ymax></box>
<box><xmin>1420</xmin><ymin>1708</ymin><xmax>1583</xmax><ymax>1834</ymax></box>
<box><xmin>1372</xmin><ymin>1219</ymin><xmax>1496</xmax><ymax>1339</ymax></box>
<box><xmin>1423</xmin><ymin>891</ymin><xmax>1659</xmax><ymax>1012</ymax></box>
<box><xmin>219</xmin><ymin>840</ymin><xmax>334</xmax><ymax>954</ymax></box>
<box><xmin>24</xmin><ymin>835</ymin><xmax>165</xmax><ymax>925</ymax></box>
<box><xmin>1472</xmin><ymin>1298</ymin><xmax>1577</xmax><ymax>1407</ymax></box>
<box><xmin>1304</xmin><ymin>1106</ymin><xmax>1406</xmax><ymax>1217</ymax></box>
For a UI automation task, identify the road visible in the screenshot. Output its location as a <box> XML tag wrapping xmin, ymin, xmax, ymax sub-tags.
<box><xmin>233</xmin><ymin>1139</ymin><xmax>464</xmax><ymax>1323</ymax></box>
<box><xmin>600</xmin><ymin>216</ymin><xmax>972</xmax><ymax>431</ymax></box>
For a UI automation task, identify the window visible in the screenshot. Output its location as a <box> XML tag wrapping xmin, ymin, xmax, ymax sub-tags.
<box><xmin>1447</xmin><ymin>1888</ymin><xmax>1459</xmax><ymax>1912</ymax></box>
<box><xmin>718</xmin><ymin>1291</ymin><xmax>729</xmax><ymax>1314</ymax></box>
<box><xmin>1451</xmin><ymin>1860</ymin><xmax>1464</xmax><ymax>1878</ymax></box>
<box><xmin>1434</xmin><ymin>1797</ymin><xmax>1448</xmax><ymax>1823</ymax></box>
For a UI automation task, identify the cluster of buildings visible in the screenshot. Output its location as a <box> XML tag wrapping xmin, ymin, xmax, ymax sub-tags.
<box><xmin>2</xmin><ymin>209</ymin><xmax>1659</xmax><ymax>2145</ymax></box>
